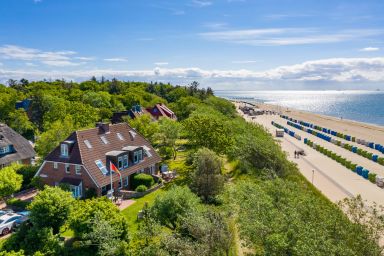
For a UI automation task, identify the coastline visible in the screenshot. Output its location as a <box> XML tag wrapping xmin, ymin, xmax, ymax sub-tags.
<box><xmin>239</xmin><ymin>101</ymin><xmax>384</xmax><ymax>145</ymax></box>
<box><xmin>234</xmin><ymin>100</ymin><xmax>384</xmax><ymax>206</ymax></box>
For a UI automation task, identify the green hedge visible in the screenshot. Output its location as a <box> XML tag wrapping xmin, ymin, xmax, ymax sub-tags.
<box><xmin>133</xmin><ymin>173</ymin><xmax>154</xmax><ymax>189</ymax></box>
<box><xmin>135</xmin><ymin>184</ymin><xmax>148</xmax><ymax>192</ymax></box>
<box><xmin>6</xmin><ymin>198</ymin><xmax>30</xmax><ymax>210</ymax></box>
<box><xmin>368</xmin><ymin>173</ymin><xmax>377</xmax><ymax>183</ymax></box>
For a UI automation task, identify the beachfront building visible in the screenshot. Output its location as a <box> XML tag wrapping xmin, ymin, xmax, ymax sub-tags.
<box><xmin>0</xmin><ymin>123</ymin><xmax>36</xmax><ymax>169</ymax></box>
<box><xmin>146</xmin><ymin>103</ymin><xmax>177</xmax><ymax>120</ymax></box>
<box><xmin>35</xmin><ymin>122</ymin><xmax>161</xmax><ymax>198</ymax></box>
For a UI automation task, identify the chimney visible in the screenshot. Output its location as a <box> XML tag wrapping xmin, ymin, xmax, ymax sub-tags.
<box><xmin>96</xmin><ymin>122</ymin><xmax>110</xmax><ymax>133</ymax></box>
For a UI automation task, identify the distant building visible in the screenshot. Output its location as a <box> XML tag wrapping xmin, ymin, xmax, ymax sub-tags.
<box><xmin>35</xmin><ymin>122</ymin><xmax>161</xmax><ymax>198</ymax></box>
<box><xmin>0</xmin><ymin>123</ymin><xmax>36</xmax><ymax>169</ymax></box>
<box><xmin>146</xmin><ymin>103</ymin><xmax>177</xmax><ymax>120</ymax></box>
<box><xmin>111</xmin><ymin>105</ymin><xmax>151</xmax><ymax>124</ymax></box>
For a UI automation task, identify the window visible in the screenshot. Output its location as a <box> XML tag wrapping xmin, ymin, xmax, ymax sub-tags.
<box><xmin>117</xmin><ymin>133</ymin><xmax>124</xmax><ymax>141</ymax></box>
<box><xmin>84</xmin><ymin>140</ymin><xmax>92</xmax><ymax>149</ymax></box>
<box><xmin>75</xmin><ymin>165</ymin><xmax>81</xmax><ymax>175</ymax></box>
<box><xmin>0</xmin><ymin>146</ymin><xmax>10</xmax><ymax>154</ymax></box>
<box><xmin>118</xmin><ymin>180</ymin><xmax>122</xmax><ymax>189</ymax></box>
<box><xmin>150</xmin><ymin>165</ymin><xmax>155</xmax><ymax>175</ymax></box>
<box><xmin>53</xmin><ymin>162</ymin><xmax>58</xmax><ymax>169</ymax></box>
<box><xmin>61</xmin><ymin>144</ymin><xmax>68</xmax><ymax>157</ymax></box>
<box><xmin>70</xmin><ymin>184</ymin><xmax>82</xmax><ymax>198</ymax></box>
<box><xmin>118</xmin><ymin>156</ymin><xmax>123</xmax><ymax>169</ymax></box>
<box><xmin>95</xmin><ymin>160</ymin><xmax>108</xmax><ymax>175</ymax></box>
<box><xmin>100</xmin><ymin>136</ymin><xmax>109</xmax><ymax>144</ymax></box>
<box><xmin>134</xmin><ymin>150</ymin><xmax>143</xmax><ymax>164</ymax></box>
<box><xmin>124</xmin><ymin>176</ymin><xmax>129</xmax><ymax>187</ymax></box>
<box><xmin>123</xmin><ymin>155</ymin><xmax>129</xmax><ymax>168</ymax></box>
<box><xmin>65</xmin><ymin>164</ymin><xmax>70</xmax><ymax>173</ymax></box>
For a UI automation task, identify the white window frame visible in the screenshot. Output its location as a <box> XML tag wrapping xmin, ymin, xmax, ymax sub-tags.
<box><xmin>84</xmin><ymin>140</ymin><xmax>92</xmax><ymax>149</ymax></box>
<box><xmin>65</xmin><ymin>163</ymin><xmax>70</xmax><ymax>173</ymax></box>
<box><xmin>100</xmin><ymin>136</ymin><xmax>109</xmax><ymax>144</ymax></box>
<box><xmin>118</xmin><ymin>156</ymin><xmax>123</xmax><ymax>169</ymax></box>
<box><xmin>123</xmin><ymin>155</ymin><xmax>129</xmax><ymax>168</ymax></box>
<box><xmin>61</xmin><ymin>144</ymin><xmax>68</xmax><ymax>157</ymax></box>
<box><xmin>117</xmin><ymin>133</ymin><xmax>124</xmax><ymax>141</ymax></box>
<box><xmin>95</xmin><ymin>160</ymin><xmax>108</xmax><ymax>175</ymax></box>
<box><xmin>134</xmin><ymin>150</ymin><xmax>142</xmax><ymax>164</ymax></box>
<box><xmin>0</xmin><ymin>146</ymin><xmax>10</xmax><ymax>154</ymax></box>
<box><xmin>53</xmin><ymin>162</ymin><xmax>58</xmax><ymax>169</ymax></box>
<box><xmin>75</xmin><ymin>165</ymin><xmax>81</xmax><ymax>175</ymax></box>
<box><xmin>124</xmin><ymin>176</ymin><xmax>129</xmax><ymax>187</ymax></box>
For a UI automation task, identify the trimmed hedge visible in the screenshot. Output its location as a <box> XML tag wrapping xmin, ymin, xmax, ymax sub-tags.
<box><xmin>133</xmin><ymin>173</ymin><xmax>154</xmax><ymax>189</ymax></box>
<box><xmin>135</xmin><ymin>184</ymin><xmax>148</xmax><ymax>192</ymax></box>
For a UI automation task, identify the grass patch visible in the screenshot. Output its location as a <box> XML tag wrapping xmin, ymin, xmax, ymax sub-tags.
<box><xmin>121</xmin><ymin>188</ymin><xmax>164</xmax><ymax>234</ymax></box>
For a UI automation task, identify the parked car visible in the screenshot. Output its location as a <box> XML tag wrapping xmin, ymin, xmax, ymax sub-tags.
<box><xmin>12</xmin><ymin>215</ymin><xmax>30</xmax><ymax>231</ymax></box>
<box><xmin>0</xmin><ymin>213</ymin><xmax>22</xmax><ymax>235</ymax></box>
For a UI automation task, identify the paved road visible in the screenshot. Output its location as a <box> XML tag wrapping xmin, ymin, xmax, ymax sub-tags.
<box><xmin>242</xmin><ymin>113</ymin><xmax>384</xmax><ymax>206</ymax></box>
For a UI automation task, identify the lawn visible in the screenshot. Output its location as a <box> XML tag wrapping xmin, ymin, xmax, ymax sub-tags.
<box><xmin>121</xmin><ymin>188</ymin><xmax>164</xmax><ymax>234</ymax></box>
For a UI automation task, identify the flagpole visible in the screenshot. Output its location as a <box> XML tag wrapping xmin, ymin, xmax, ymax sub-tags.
<box><xmin>110</xmin><ymin>162</ymin><xmax>113</xmax><ymax>201</ymax></box>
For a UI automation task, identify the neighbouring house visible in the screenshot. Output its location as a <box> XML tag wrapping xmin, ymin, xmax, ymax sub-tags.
<box><xmin>15</xmin><ymin>99</ymin><xmax>33</xmax><ymax>119</ymax></box>
<box><xmin>111</xmin><ymin>105</ymin><xmax>151</xmax><ymax>124</ymax></box>
<box><xmin>146</xmin><ymin>103</ymin><xmax>177</xmax><ymax>120</ymax></box>
<box><xmin>35</xmin><ymin>122</ymin><xmax>161</xmax><ymax>198</ymax></box>
<box><xmin>0</xmin><ymin>123</ymin><xmax>36</xmax><ymax>169</ymax></box>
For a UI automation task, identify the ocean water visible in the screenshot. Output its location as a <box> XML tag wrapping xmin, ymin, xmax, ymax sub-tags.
<box><xmin>215</xmin><ymin>90</ymin><xmax>384</xmax><ymax>126</ymax></box>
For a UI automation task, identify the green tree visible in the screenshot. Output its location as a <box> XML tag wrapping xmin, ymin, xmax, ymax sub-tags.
<box><xmin>0</xmin><ymin>165</ymin><xmax>23</xmax><ymax>200</ymax></box>
<box><xmin>190</xmin><ymin>148</ymin><xmax>224</xmax><ymax>203</ymax></box>
<box><xmin>126</xmin><ymin>114</ymin><xmax>159</xmax><ymax>143</ymax></box>
<box><xmin>184</xmin><ymin>112</ymin><xmax>233</xmax><ymax>154</ymax></box>
<box><xmin>150</xmin><ymin>186</ymin><xmax>200</xmax><ymax>230</ymax></box>
<box><xmin>7</xmin><ymin>109</ymin><xmax>35</xmax><ymax>140</ymax></box>
<box><xmin>28</xmin><ymin>186</ymin><xmax>74</xmax><ymax>234</ymax></box>
<box><xmin>35</xmin><ymin>116</ymin><xmax>75</xmax><ymax>158</ymax></box>
<box><xmin>69</xmin><ymin>197</ymin><xmax>129</xmax><ymax>241</ymax></box>
<box><xmin>156</xmin><ymin>118</ymin><xmax>181</xmax><ymax>160</ymax></box>
<box><xmin>79</xmin><ymin>212</ymin><xmax>129</xmax><ymax>256</ymax></box>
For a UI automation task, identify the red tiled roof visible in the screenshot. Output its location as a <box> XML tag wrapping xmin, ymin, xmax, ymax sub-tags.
<box><xmin>45</xmin><ymin>123</ymin><xmax>161</xmax><ymax>187</ymax></box>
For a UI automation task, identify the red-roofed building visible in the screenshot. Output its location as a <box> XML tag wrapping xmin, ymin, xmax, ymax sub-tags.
<box><xmin>35</xmin><ymin>122</ymin><xmax>161</xmax><ymax>198</ymax></box>
<box><xmin>146</xmin><ymin>103</ymin><xmax>177</xmax><ymax>120</ymax></box>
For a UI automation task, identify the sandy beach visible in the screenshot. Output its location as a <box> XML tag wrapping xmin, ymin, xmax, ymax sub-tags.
<box><xmin>235</xmin><ymin>101</ymin><xmax>384</xmax><ymax>206</ymax></box>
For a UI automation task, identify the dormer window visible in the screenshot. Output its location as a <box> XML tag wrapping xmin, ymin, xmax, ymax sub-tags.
<box><xmin>61</xmin><ymin>144</ymin><xmax>68</xmax><ymax>157</ymax></box>
<box><xmin>134</xmin><ymin>150</ymin><xmax>143</xmax><ymax>164</ymax></box>
<box><xmin>0</xmin><ymin>146</ymin><xmax>10</xmax><ymax>155</ymax></box>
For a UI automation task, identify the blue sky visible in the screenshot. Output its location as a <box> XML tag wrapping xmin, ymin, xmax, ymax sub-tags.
<box><xmin>0</xmin><ymin>0</ymin><xmax>383</xmax><ymax>89</ymax></box>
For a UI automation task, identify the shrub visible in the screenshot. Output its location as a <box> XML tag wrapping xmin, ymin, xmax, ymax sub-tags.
<box><xmin>368</xmin><ymin>173</ymin><xmax>377</xmax><ymax>183</ymax></box>
<box><xmin>133</xmin><ymin>173</ymin><xmax>154</xmax><ymax>189</ymax></box>
<box><xmin>6</xmin><ymin>198</ymin><xmax>30</xmax><ymax>210</ymax></box>
<box><xmin>135</xmin><ymin>185</ymin><xmax>147</xmax><ymax>192</ymax></box>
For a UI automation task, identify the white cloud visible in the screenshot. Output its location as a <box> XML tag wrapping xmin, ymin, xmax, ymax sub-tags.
<box><xmin>0</xmin><ymin>45</ymin><xmax>84</xmax><ymax>66</ymax></box>
<box><xmin>232</xmin><ymin>60</ymin><xmax>258</xmax><ymax>64</ymax></box>
<box><xmin>25</xmin><ymin>62</ymin><xmax>37</xmax><ymax>67</ymax></box>
<box><xmin>154</xmin><ymin>62</ymin><xmax>169</xmax><ymax>66</ymax></box>
<box><xmin>360</xmin><ymin>47</ymin><xmax>380</xmax><ymax>52</ymax></box>
<box><xmin>203</xmin><ymin>22</ymin><xmax>228</xmax><ymax>30</ymax></box>
<box><xmin>1</xmin><ymin>57</ymin><xmax>383</xmax><ymax>89</ymax></box>
<box><xmin>104</xmin><ymin>58</ymin><xmax>128</xmax><ymax>62</ymax></box>
<box><xmin>74</xmin><ymin>56</ymin><xmax>95</xmax><ymax>61</ymax></box>
<box><xmin>200</xmin><ymin>28</ymin><xmax>383</xmax><ymax>46</ymax></box>
<box><xmin>190</xmin><ymin>0</ymin><xmax>212</xmax><ymax>7</ymax></box>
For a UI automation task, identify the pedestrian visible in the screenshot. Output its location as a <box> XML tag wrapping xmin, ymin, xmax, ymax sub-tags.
<box><xmin>294</xmin><ymin>150</ymin><xmax>297</xmax><ymax>158</ymax></box>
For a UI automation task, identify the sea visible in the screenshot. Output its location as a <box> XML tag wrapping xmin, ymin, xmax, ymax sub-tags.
<box><xmin>215</xmin><ymin>90</ymin><xmax>384</xmax><ymax>126</ymax></box>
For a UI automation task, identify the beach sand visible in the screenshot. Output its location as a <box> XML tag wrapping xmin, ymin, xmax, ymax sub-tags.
<box><xmin>235</xmin><ymin>101</ymin><xmax>384</xmax><ymax>206</ymax></box>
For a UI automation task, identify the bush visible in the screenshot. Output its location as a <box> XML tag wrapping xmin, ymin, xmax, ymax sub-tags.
<box><xmin>368</xmin><ymin>173</ymin><xmax>377</xmax><ymax>183</ymax></box>
<box><xmin>6</xmin><ymin>198</ymin><xmax>30</xmax><ymax>210</ymax></box>
<box><xmin>135</xmin><ymin>185</ymin><xmax>147</xmax><ymax>192</ymax></box>
<box><xmin>133</xmin><ymin>173</ymin><xmax>154</xmax><ymax>189</ymax></box>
